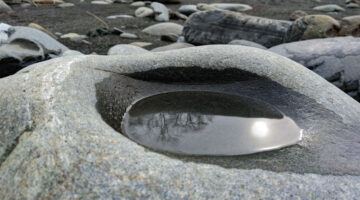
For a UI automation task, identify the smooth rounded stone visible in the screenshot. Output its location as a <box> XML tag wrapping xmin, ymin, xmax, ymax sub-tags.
<box><xmin>270</xmin><ymin>36</ymin><xmax>360</xmax><ymax>100</ymax></box>
<box><xmin>0</xmin><ymin>0</ymin><xmax>11</xmax><ymax>13</ymax></box>
<box><xmin>228</xmin><ymin>40</ymin><xmax>267</xmax><ymax>49</ymax></box>
<box><xmin>142</xmin><ymin>22</ymin><xmax>183</xmax><ymax>36</ymax></box>
<box><xmin>120</xmin><ymin>32</ymin><xmax>138</xmax><ymax>39</ymax></box>
<box><xmin>108</xmin><ymin>44</ymin><xmax>149</xmax><ymax>55</ymax></box>
<box><xmin>57</xmin><ymin>2</ymin><xmax>75</xmax><ymax>7</ymax></box>
<box><xmin>61</xmin><ymin>33</ymin><xmax>88</xmax><ymax>40</ymax></box>
<box><xmin>91</xmin><ymin>0</ymin><xmax>111</xmax><ymax>5</ymax></box>
<box><xmin>135</xmin><ymin>7</ymin><xmax>154</xmax><ymax>18</ymax></box>
<box><xmin>5</xmin><ymin>26</ymin><xmax>68</xmax><ymax>53</ymax></box>
<box><xmin>150</xmin><ymin>42</ymin><xmax>193</xmax><ymax>52</ymax></box>
<box><xmin>284</xmin><ymin>15</ymin><xmax>340</xmax><ymax>42</ymax></box>
<box><xmin>61</xmin><ymin>50</ymin><xmax>84</xmax><ymax>57</ymax></box>
<box><xmin>183</xmin><ymin>10</ymin><xmax>292</xmax><ymax>47</ymax></box>
<box><xmin>1</xmin><ymin>46</ymin><xmax>360</xmax><ymax>198</ymax></box>
<box><xmin>210</xmin><ymin>3</ymin><xmax>253</xmax><ymax>12</ymax></box>
<box><xmin>290</xmin><ymin>10</ymin><xmax>308</xmax><ymax>21</ymax></box>
<box><xmin>0</xmin><ymin>23</ymin><xmax>12</xmax><ymax>44</ymax></box>
<box><xmin>340</xmin><ymin>15</ymin><xmax>360</xmax><ymax>37</ymax></box>
<box><xmin>178</xmin><ymin>4</ymin><xmax>198</xmax><ymax>15</ymax></box>
<box><xmin>130</xmin><ymin>1</ymin><xmax>144</xmax><ymax>7</ymax></box>
<box><xmin>107</xmin><ymin>14</ymin><xmax>134</xmax><ymax>19</ymax></box>
<box><xmin>20</xmin><ymin>3</ymin><xmax>31</xmax><ymax>8</ymax></box>
<box><xmin>28</xmin><ymin>23</ymin><xmax>58</xmax><ymax>40</ymax></box>
<box><xmin>130</xmin><ymin>41</ymin><xmax>152</xmax><ymax>47</ymax></box>
<box><xmin>151</xmin><ymin>2</ymin><xmax>169</xmax><ymax>22</ymax></box>
<box><xmin>0</xmin><ymin>26</ymin><xmax>68</xmax><ymax>77</ymax></box>
<box><xmin>313</xmin><ymin>4</ymin><xmax>345</xmax><ymax>12</ymax></box>
<box><xmin>346</xmin><ymin>3</ymin><xmax>360</xmax><ymax>8</ymax></box>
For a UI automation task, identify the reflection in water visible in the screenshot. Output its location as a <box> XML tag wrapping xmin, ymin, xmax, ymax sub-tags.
<box><xmin>121</xmin><ymin>91</ymin><xmax>303</xmax><ymax>155</ymax></box>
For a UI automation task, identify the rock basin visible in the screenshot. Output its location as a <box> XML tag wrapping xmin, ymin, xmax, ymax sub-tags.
<box><xmin>1</xmin><ymin>45</ymin><xmax>360</xmax><ymax>198</ymax></box>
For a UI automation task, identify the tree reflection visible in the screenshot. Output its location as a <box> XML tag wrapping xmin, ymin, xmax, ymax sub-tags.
<box><xmin>128</xmin><ymin>112</ymin><xmax>212</xmax><ymax>145</ymax></box>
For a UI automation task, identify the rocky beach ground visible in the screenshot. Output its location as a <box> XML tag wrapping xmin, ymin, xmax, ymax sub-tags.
<box><xmin>1</xmin><ymin>0</ymin><xmax>359</xmax><ymax>54</ymax></box>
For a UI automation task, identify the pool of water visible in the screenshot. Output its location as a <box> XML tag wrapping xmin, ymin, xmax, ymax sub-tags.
<box><xmin>121</xmin><ymin>91</ymin><xmax>302</xmax><ymax>156</ymax></box>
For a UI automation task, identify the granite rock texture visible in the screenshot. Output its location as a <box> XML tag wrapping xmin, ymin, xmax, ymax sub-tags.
<box><xmin>270</xmin><ymin>36</ymin><xmax>360</xmax><ymax>101</ymax></box>
<box><xmin>0</xmin><ymin>45</ymin><xmax>360</xmax><ymax>199</ymax></box>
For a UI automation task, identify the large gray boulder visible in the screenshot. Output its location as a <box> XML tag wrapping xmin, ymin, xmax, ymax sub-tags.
<box><xmin>183</xmin><ymin>10</ymin><xmax>292</xmax><ymax>47</ymax></box>
<box><xmin>0</xmin><ymin>26</ymin><xmax>68</xmax><ymax>78</ymax></box>
<box><xmin>0</xmin><ymin>45</ymin><xmax>360</xmax><ymax>199</ymax></box>
<box><xmin>270</xmin><ymin>36</ymin><xmax>360</xmax><ymax>101</ymax></box>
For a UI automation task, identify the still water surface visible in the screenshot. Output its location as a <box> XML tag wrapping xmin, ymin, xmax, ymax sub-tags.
<box><xmin>121</xmin><ymin>91</ymin><xmax>302</xmax><ymax>155</ymax></box>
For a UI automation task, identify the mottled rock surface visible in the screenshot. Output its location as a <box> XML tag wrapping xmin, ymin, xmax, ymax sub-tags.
<box><xmin>0</xmin><ymin>45</ymin><xmax>360</xmax><ymax>199</ymax></box>
<box><xmin>183</xmin><ymin>10</ymin><xmax>291</xmax><ymax>47</ymax></box>
<box><xmin>340</xmin><ymin>15</ymin><xmax>360</xmax><ymax>37</ymax></box>
<box><xmin>270</xmin><ymin>36</ymin><xmax>360</xmax><ymax>101</ymax></box>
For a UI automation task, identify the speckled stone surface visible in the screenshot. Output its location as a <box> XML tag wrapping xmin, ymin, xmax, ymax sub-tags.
<box><xmin>0</xmin><ymin>45</ymin><xmax>360</xmax><ymax>199</ymax></box>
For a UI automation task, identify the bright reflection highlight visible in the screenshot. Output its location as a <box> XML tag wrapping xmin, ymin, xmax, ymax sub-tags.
<box><xmin>251</xmin><ymin>121</ymin><xmax>269</xmax><ymax>138</ymax></box>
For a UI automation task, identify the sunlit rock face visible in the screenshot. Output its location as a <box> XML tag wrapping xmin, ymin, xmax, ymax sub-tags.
<box><xmin>0</xmin><ymin>46</ymin><xmax>360</xmax><ymax>199</ymax></box>
<box><xmin>122</xmin><ymin>91</ymin><xmax>302</xmax><ymax>155</ymax></box>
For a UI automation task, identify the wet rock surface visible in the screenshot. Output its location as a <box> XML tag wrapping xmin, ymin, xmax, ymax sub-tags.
<box><xmin>0</xmin><ymin>46</ymin><xmax>360</xmax><ymax>199</ymax></box>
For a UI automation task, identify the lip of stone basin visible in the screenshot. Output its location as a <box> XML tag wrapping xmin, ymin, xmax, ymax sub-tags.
<box><xmin>84</xmin><ymin>41</ymin><xmax>360</xmax><ymax>176</ymax></box>
<box><xmin>120</xmin><ymin>91</ymin><xmax>303</xmax><ymax>156</ymax></box>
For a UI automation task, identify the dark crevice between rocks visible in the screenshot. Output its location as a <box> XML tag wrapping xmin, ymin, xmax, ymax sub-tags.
<box><xmin>95</xmin><ymin>67</ymin><xmax>360</xmax><ymax>176</ymax></box>
<box><xmin>127</xmin><ymin>67</ymin><xmax>265</xmax><ymax>84</ymax></box>
<box><xmin>0</xmin><ymin>56</ymin><xmax>50</xmax><ymax>78</ymax></box>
